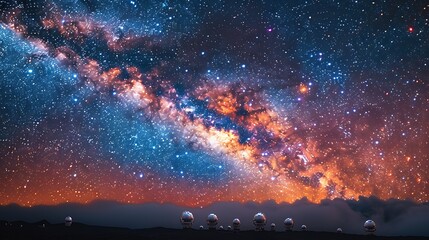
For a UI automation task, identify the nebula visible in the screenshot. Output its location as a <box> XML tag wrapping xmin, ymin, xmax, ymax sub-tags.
<box><xmin>0</xmin><ymin>0</ymin><xmax>428</xmax><ymax>207</ymax></box>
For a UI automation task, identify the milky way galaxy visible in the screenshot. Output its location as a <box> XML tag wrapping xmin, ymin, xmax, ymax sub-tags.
<box><xmin>0</xmin><ymin>0</ymin><xmax>428</xmax><ymax>207</ymax></box>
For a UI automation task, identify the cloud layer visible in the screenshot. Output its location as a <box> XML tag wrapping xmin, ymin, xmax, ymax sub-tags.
<box><xmin>1</xmin><ymin>197</ymin><xmax>428</xmax><ymax>236</ymax></box>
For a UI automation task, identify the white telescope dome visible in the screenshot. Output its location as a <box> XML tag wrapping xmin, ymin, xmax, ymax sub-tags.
<box><xmin>253</xmin><ymin>213</ymin><xmax>267</xmax><ymax>224</ymax></box>
<box><xmin>253</xmin><ymin>213</ymin><xmax>266</xmax><ymax>231</ymax></box>
<box><xmin>207</xmin><ymin>214</ymin><xmax>218</xmax><ymax>229</ymax></box>
<box><xmin>64</xmin><ymin>216</ymin><xmax>72</xmax><ymax>227</ymax></box>
<box><xmin>232</xmin><ymin>218</ymin><xmax>241</xmax><ymax>231</ymax></box>
<box><xmin>232</xmin><ymin>218</ymin><xmax>240</xmax><ymax>226</ymax></box>
<box><xmin>284</xmin><ymin>218</ymin><xmax>294</xmax><ymax>231</ymax></box>
<box><xmin>364</xmin><ymin>220</ymin><xmax>376</xmax><ymax>233</ymax></box>
<box><xmin>180</xmin><ymin>211</ymin><xmax>194</xmax><ymax>229</ymax></box>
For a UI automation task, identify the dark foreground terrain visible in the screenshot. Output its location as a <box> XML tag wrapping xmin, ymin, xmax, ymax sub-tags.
<box><xmin>0</xmin><ymin>220</ymin><xmax>427</xmax><ymax>240</ymax></box>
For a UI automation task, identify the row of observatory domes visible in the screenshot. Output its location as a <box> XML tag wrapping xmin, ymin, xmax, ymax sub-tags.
<box><xmin>61</xmin><ymin>213</ymin><xmax>376</xmax><ymax>234</ymax></box>
<box><xmin>181</xmin><ymin>211</ymin><xmax>377</xmax><ymax>233</ymax></box>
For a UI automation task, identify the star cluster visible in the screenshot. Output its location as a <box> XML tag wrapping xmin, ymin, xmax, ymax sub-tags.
<box><xmin>0</xmin><ymin>0</ymin><xmax>428</xmax><ymax>207</ymax></box>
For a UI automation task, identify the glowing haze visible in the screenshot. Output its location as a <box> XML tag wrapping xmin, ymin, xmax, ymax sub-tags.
<box><xmin>0</xmin><ymin>0</ymin><xmax>428</xmax><ymax>207</ymax></box>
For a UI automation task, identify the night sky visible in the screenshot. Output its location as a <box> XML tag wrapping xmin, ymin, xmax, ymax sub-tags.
<box><xmin>0</xmin><ymin>0</ymin><xmax>428</xmax><ymax>209</ymax></box>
